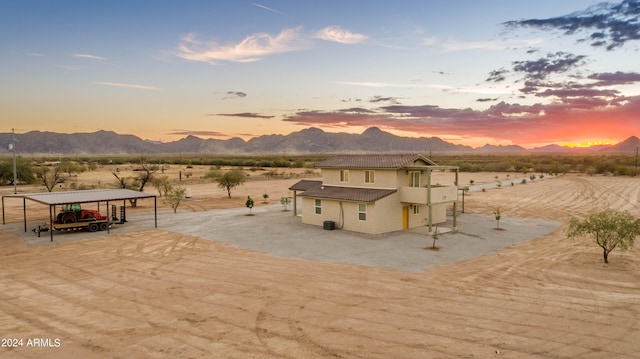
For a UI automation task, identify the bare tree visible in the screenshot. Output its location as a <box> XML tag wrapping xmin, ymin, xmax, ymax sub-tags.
<box><xmin>35</xmin><ymin>166</ymin><xmax>69</xmax><ymax>192</ymax></box>
<box><xmin>111</xmin><ymin>159</ymin><xmax>157</xmax><ymax>207</ymax></box>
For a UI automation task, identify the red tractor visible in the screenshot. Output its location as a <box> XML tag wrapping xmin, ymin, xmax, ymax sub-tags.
<box><xmin>50</xmin><ymin>203</ymin><xmax>110</xmax><ymax>232</ymax></box>
<box><xmin>56</xmin><ymin>203</ymin><xmax>107</xmax><ymax>223</ymax></box>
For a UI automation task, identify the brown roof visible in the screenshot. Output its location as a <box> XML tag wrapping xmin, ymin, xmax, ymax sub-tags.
<box><xmin>316</xmin><ymin>153</ymin><xmax>436</xmax><ymax>169</ymax></box>
<box><xmin>298</xmin><ymin>185</ymin><xmax>396</xmax><ymax>203</ymax></box>
<box><xmin>288</xmin><ymin>180</ymin><xmax>322</xmax><ymax>191</ymax></box>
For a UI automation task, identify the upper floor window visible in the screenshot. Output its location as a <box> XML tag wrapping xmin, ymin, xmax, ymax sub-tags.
<box><xmin>339</xmin><ymin>169</ymin><xmax>349</xmax><ymax>183</ymax></box>
<box><xmin>409</xmin><ymin>171</ymin><xmax>420</xmax><ymax>187</ymax></box>
<box><xmin>364</xmin><ymin>170</ymin><xmax>375</xmax><ymax>184</ymax></box>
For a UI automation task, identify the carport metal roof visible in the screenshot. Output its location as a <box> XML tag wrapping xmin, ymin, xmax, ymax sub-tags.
<box><xmin>2</xmin><ymin>189</ymin><xmax>157</xmax><ymax>242</ymax></box>
<box><xmin>13</xmin><ymin>189</ymin><xmax>155</xmax><ymax>206</ymax></box>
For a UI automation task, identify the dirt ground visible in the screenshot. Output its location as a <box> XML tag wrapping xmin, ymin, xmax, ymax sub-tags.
<box><xmin>1</xmin><ymin>169</ymin><xmax>639</xmax><ymax>358</ymax></box>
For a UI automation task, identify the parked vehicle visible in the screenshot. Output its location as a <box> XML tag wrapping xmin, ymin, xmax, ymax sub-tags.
<box><xmin>46</xmin><ymin>203</ymin><xmax>111</xmax><ymax>232</ymax></box>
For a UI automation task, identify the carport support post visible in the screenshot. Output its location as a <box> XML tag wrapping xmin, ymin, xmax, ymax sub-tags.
<box><xmin>453</xmin><ymin>168</ymin><xmax>458</xmax><ymax>230</ymax></box>
<box><xmin>22</xmin><ymin>197</ymin><xmax>26</xmax><ymax>232</ymax></box>
<box><xmin>106</xmin><ymin>200</ymin><xmax>110</xmax><ymax>233</ymax></box>
<box><xmin>427</xmin><ymin>168</ymin><xmax>433</xmax><ymax>234</ymax></box>
<box><xmin>154</xmin><ymin>196</ymin><xmax>157</xmax><ymax>228</ymax></box>
<box><xmin>49</xmin><ymin>205</ymin><xmax>53</xmax><ymax>242</ymax></box>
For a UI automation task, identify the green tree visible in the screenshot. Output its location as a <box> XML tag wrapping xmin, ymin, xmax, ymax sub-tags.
<box><xmin>566</xmin><ymin>210</ymin><xmax>640</xmax><ymax>263</ymax></box>
<box><xmin>214</xmin><ymin>168</ymin><xmax>246</xmax><ymax>198</ymax></box>
<box><xmin>150</xmin><ymin>175</ymin><xmax>172</xmax><ymax>197</ymax></box>
<box><xmin>164</xmin><ymin>186</ymin><xmax>187</xmax><ymax>213</ymax></box>
<box><xmin>493</xmin><ymin>208</ymin><xmax>502</xmax><ymax>229</ymax></box>
<box><xmin>57</xmin><ymin>161</ymin><xmax>86</xmax><ymax>177</ymax></box>
<box><xmin>280</xmin><ymin>196</ymin><xmax>291</xmax><ymax>211</ymax></box>
<box><xmin>203</xmin><ymin>168</ymin><xmax>222</xmax><ymax>181</ymax></box>
<box><xmin>246</xmin><ymin>196</ymin><xmax>254</xmax><ymax>215</ymax></box>
<box><xmin>0</xmin><ymin>157</ymin><xmax>35</xmax><ymax>185</ymax></box>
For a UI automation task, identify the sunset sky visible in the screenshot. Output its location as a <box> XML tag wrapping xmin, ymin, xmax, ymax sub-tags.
<box><xmin>1</xmin><ymin>0</ymin><xmax>640</xmax><ymax>149</ymax></box>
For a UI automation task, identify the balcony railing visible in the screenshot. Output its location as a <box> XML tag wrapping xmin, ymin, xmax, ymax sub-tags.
<box><xmin>399</xmin><ymin>185</ymin><xmax>457</xmax><ymax>204</ymax></box>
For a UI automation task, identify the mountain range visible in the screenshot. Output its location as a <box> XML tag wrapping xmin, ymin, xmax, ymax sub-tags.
<box><xmin>1</xmin><ymin>127</ymin><xmax>639</xmax><ymax>155</ymax></box>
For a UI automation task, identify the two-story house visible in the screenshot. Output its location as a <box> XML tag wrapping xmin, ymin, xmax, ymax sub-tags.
<box><xmin>290</xmin><ymin>154</ymin><xmax>459</xmax><ymax>234</ymax></box>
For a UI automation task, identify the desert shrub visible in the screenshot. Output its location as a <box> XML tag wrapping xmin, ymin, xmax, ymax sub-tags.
<box><xmin>272</xmin><ymin>158</ymin><xmax>290</xmax><ymax>167</ymax></box>
<box><xmin>69</xmin><ymin>182</ymin><xmax>96</xmax><ymax>190</ymax></box>
<box><xmin>241</xmin><ymin>159</ymin><xmax>257</xmax><ymax>167</ymax></box>
<box><xmin>595</xmin><ymin>160</ymin><xmax>616</xmax><ymax>174</ymax></box>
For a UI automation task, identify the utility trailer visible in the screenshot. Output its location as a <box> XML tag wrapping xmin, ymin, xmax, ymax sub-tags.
<box><xmin>43</xmin><ymin>203</ymin><xmax>114</xmax><ymax>233</ymax></box>
<box><xmin>49</xmin><ymin>218</ymin><xmax>112</xmax><ymax>232</ymax></box>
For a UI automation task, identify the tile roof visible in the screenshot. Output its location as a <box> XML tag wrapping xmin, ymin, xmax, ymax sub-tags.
<box><xmin>298</xmin><ymin>185</ymin><xmax>396</xmax><ymax>203</ymax></box>
<box><xmin>316</xmin><ymin>153</ymin><xmax>436</xmax><ymax>169</ymax></box>
<box><xmin>288</xmin><ymin>180</ymin><xmax>322</xmax><ymax>191</ymax></box>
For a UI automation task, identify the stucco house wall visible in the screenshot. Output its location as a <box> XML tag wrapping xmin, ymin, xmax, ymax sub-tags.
<box><xmin>322</xmin><ymin>168</ymin><xmax>399</xmax><ymax>189</ymax></box>
<box><xmin>300</xmin><ymin>195</ymin><xmax>404</xmax><ymax>234</ymax></box>
<box><xmin>294</xmin><ymin>154</ymin><xmax>458</xmax><ymax>235</ymax></box>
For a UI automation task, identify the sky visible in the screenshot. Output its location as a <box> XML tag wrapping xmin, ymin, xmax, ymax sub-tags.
<box><xmin>1</xmin><ymin>0</ymin><xmax>640</xmax><ymax>149</ymax></box>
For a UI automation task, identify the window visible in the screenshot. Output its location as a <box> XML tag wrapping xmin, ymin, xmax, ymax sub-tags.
<box><xmin>315</xmin><ymin>199</ymin><xmax>322</xmax><ymax>214</ymax></box>
<box><xmin>358</xmin><ymin>203</ymin><xmax>367</xmax><ymax>221</ymax></box>
<box><xmin>409</xmin><ymin>171</ymin><xmax>420</xmax><ymax>187</ymax></box>
<box><xmin>364</xmin><ymin>170</ymin><xmax>375</xmax><ymax>184</ymax></box>
<box><xmin>413</xmin><ymin>205</ymin><xmax>420</xmax><ymax>215</ymax></box>
<box><xmin>339</xmin><ymin>170</ymin><xmax>349</xmax><ymax>182</ymax></box>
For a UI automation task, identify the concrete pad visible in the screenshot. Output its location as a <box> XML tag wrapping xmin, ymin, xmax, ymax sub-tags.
<box><xmin>4</xmin><ymin>203</ymin><xmax>561</xmax><ymax>272</ymax></box>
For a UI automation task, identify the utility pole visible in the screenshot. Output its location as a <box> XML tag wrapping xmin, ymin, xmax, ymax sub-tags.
<box><xmin>11</xmin><ymin>128</ymin><xmax>17</xmax><ymax>194</ymax></box>
<box><xmin>635</xmin><ymin>146</ymin><xmax>638</xmax><ymax>177</ymax></box>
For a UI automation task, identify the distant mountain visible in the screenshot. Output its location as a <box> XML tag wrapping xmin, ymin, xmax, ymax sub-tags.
<box><xmin>476</xmin><ymin>144</ymin><xmax>526</xmax><ymax>152</ymax></box>
<box><xmin>0</xmin><ymin>130</ymin><xmax>155</xmax><ymax>155</ymax></box>
<box><xmin>0</xmin><ymin>128</ymin><xmax>637</xmax><ymax>155</ymax></box>
<box><xmin>531</xmin><ymin>144</ymin><xmax>572</xmax><ymax>152</ymax></box>
<box><xmin>606</xmin><ymin>136</ymin><xmax>640</xmax><ymax>152</ymax></box>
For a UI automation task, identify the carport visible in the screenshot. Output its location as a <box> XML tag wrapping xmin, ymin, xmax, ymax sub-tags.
<box><xmin>2</xmin><ymin>189</ymin><xmax>157</xmax><ymax>242</ymax></box>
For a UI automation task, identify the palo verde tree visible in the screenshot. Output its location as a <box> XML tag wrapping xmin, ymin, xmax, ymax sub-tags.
<box><xmin>150</xmin><ymin>175</ymin><xmax>172</xmax><ymax>197</ymax></box>
<box><xmin>207</xmin><ymin>168</ymin><xmax>246</xmax><ymax>198</ymax></box>
<box><xmin>164</xmin><ymin>186</ymin><xmax>187</xmax><ymax>213</ymax></box>
<box><xmin>57</xmin><ymin>161</ymin><xmax>87</xmax><ymax>177</ymax></box>
<box><xmin>566</xmin><ymin>209</ymin><xmax>640</xmax><ymax>264</ymax></box>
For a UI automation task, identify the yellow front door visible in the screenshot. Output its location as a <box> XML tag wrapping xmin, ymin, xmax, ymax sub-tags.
<box><xmin>402</xmin><ymin>206</ymin><xmax>409</xmax><ymax>229</ymax></box>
